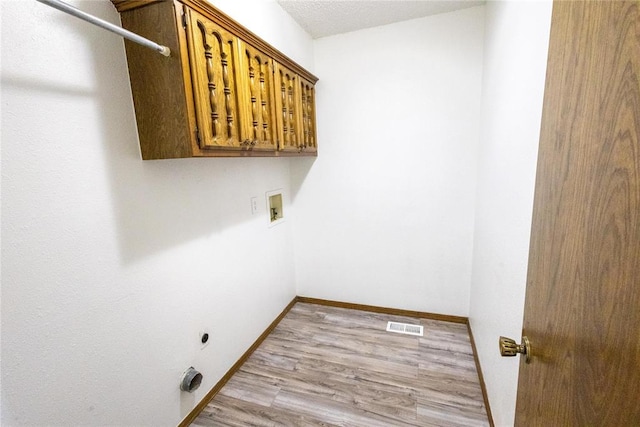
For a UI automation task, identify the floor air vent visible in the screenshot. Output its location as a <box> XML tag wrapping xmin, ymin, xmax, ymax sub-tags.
<box><xmin>386</xmin><ymin>321</ymin><xmax>424</xmax><ymax>336</ymax></box>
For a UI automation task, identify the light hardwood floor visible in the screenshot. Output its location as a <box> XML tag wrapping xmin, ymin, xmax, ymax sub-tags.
<box><xmin>191</xmin><ymin>303</ymin><xmax>489</xmax><ymax>426</ymax></box>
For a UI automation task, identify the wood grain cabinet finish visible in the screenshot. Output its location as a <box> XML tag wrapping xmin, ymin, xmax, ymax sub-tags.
<box><xmin>299</xmin><ymin>76</ymin><xmax>317</xmax><ymax>153</ymax></box>
<box><xmin>186</xmin><ymin>8</ymin><xmax>243</xmax><ymax>150</ymax></box>
<box><xmin>237</xmin><ymin>42</ymin><xmax>278</xmax><ymax>151</ymax></box>
<box><xmin>273</xmin><ymin>63</ymin><xmax>318</xmax><ymax>154</ymax></box>
<box><xmin>274</xmin><ymin>62</ymin><xmax>301</xmax><ymax>153</ymax></box>
<box><xmin>111</xmin><ymin>0</ymin><xmax>318</xmax><ymax>159</ymax></box>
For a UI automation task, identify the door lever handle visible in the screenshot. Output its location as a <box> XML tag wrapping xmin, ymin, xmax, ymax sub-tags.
<box><xmin>499</xmin><ymin>336</ymin><xmax>531</xmax><ymax>363</ymax></box>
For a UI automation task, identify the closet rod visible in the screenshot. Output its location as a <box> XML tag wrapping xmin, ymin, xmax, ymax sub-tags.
<box><xmin>36</xmin><ymin>0</ymin><xmax>171</xmax><ymax>57</ymax></box>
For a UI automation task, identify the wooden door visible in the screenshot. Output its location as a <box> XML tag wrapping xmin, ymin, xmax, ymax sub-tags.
<box><xmin>185</xmin><ymin>8</ymin><xmax>242</xmax><ymax>150</ymax></box>
<box><xmin>236</xmin><ymin>41</ymin><xmax>278</xmax><ymax>151</ymax></box>
<box><xmin>515</xmin><ymin>1</ymin><xmax>640</xmax><ymax>425</ymax></box>
<box><xmin>299</xmin><ymin>76</ymin><xmax>317</xmax><ymax>154</ymax></box>
<box><xmin>274</xmin><ymin>62</ymin><xmax>302</xmax><ymax>152</ymax></box>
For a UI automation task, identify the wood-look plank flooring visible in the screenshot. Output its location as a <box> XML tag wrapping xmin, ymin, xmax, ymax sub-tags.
<box><xmin>192</xmin><ymin>303</ymin><xmax>489</xmax><ymax>426</ymax></box>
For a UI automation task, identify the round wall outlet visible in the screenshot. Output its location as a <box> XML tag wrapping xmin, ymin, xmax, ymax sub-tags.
<box><xmin>199</xmin><ymin>330</ymin><xmax>210</xmax><ymax>349</ymax></box>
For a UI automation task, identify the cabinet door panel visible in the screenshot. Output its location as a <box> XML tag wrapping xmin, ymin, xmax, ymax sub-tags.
<box><xmin>237</xmin><ymin>42</ymin><xmax>277</xmax><ymax>151</ymax></box>
<box><xmin>274</xmin><ymin>62</ymin><xmax>302</xmax><ymax>152</ymax></box>
<box><xmin>299</xmin><ymin>76</ymin><xmax>317</xmax><ymax>153</ymax></box>
<box><xmin>186</xmin><ymin>8</ymin><xmax>242</xmax><ymax>149</ymax></box>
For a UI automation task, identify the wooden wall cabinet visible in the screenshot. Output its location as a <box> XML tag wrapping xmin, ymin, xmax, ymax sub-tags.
<box><xmin>111</xmin><ymin>0</ymin><xmax>318</xmax><ymax>159</ymax></box>
<box><xmin>273</xmin><ymin>63</ymin><xmax>317</xmax><ymax>154</ymax></box>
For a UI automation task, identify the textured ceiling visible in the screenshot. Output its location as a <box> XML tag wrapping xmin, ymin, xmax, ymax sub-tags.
<box><xmin>277</xmin><ymin>0</ymin><xmax>485</xmax><ymax>39</ymax></box>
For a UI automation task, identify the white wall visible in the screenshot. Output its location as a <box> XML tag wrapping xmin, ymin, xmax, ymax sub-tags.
<box><xmin>468</xmin><ymin>2</ymin><xmax>552</xmax><ymax>426</ymax></box>
<box><xmin>0</xmin><ymin>0</ymin><xmax>311</xmax><ymax>425</ymax></box>
<box><xmin>291</xmin><ymin>7</ymin><xmax>485</xmax><ymax>316</ymax></box>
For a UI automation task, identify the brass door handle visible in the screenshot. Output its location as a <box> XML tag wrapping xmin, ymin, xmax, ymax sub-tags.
<box><xmin>499</xmin><ymin>336</ymin><xmax>531</xmax><ymax>363</ymax></box>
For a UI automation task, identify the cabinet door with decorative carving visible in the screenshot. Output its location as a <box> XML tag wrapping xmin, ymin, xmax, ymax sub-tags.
<box><xmin>236</xmin><ymin>41</ymin><xmax>278</xmax><ymax>151</ymax></box>
<box><xmin>299</xmin><ymin>76</ymin><xmax>317</xmax><ymax>154</ymax></box>
<box><xmin>273</xmin><ymin>62</ymin><xmax>302</xmax><ymax>153</ymax></box>
<box><xmin>185</xmin><ymin>8</ymin><xmax>242</xmax><ymax>150</ymax></box>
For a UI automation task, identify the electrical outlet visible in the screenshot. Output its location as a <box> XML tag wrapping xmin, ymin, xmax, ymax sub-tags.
<box><xmin>199</xmin><ymin>330</ymin><xmax>210</xmax><ymax>349</ymax></box>
<box><xmin>250</xmin><ymin>197</ymin><xmax>258</xmax><ymax>215</ymax></box>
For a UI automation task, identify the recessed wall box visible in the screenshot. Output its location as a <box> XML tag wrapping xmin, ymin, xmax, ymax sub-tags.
<box><xmin>266</xmin><ymin>190</ymin><xmax>284</xmax><ymax>227</ymax></box>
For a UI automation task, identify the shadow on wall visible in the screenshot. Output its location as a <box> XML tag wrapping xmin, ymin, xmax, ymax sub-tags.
<box><xmin>5</xmin><ymin>0</ymin><xmax>293</xmax><ymax>264</ymax></box>
<box><xmin>289</xmin><ymin>157</ymin><xmax>316</xmax><ymax>202</ymax></box>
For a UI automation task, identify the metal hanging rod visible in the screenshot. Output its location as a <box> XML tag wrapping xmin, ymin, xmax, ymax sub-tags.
<box><xmin>36</xmin><ymin>0</ymin><xmax>171</xmax><ymax>57</ymax></box>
